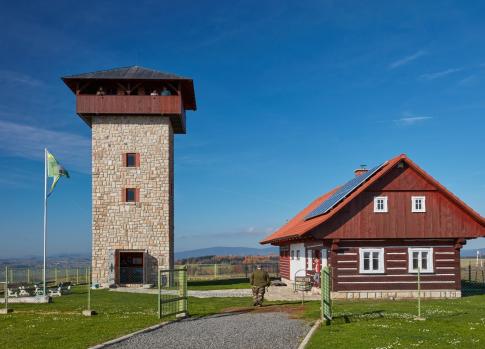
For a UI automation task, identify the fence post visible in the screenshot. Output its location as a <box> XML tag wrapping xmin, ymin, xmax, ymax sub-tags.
<box><xmin>320</xmin><ymin>266</ymin><xmax>324</xmax><ymax>322</ymax></box>
<box><xmin>55</xmin><ymin>268</ymin><xmax>58</xmax><ymax>284</ymax></box>
<box><xmin>5</xmin><ymin>266</ymin><xmax>8</xmax><ymax>312</ymax></box>
<box><xmin>213</xmin><ymin>264</ymin><xmax>217</xmax><ymax>279</ymax></box>
<box><xmin>65</xmin><ymin>268</ymin><xmax>68</xmax><ymax>282</ymax></box>
<box><xmin>418</xmin><ymin>267</ymin><xmax>421</xmax><ymax>318</ymax></box>
<box><xmin>158</xmin><ymin>268</ymin><xmax>161</xmax><ymax>318</ymax></box>
<box><xmin>76</xmin><ymin>268</ymin><xmax>79</xmax><ymax>284</ymax></box>
<box><xmin>415</xmin><ymin>266</ymin><xmax>425</xmax><ymax>321</ymax></box>
<box><xmin>88</xmin><ymin>268</ymin><xmax>91</xmax><ymax>310</ymax></box>
<box><xmin>82</xmin><ymin>267</ymin><xmax>95</xmax><ymax>316</ymax></box>
<box><xmin>468</xmin><ymin>264</ymin><xmax>472</xmax><ymax>282</ymax></box>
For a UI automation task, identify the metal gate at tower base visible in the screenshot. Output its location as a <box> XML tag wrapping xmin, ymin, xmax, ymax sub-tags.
<box><xmin>158</xmin><ymin>266</ymin><xmax>188</xmax><ymax>319</ymax></box>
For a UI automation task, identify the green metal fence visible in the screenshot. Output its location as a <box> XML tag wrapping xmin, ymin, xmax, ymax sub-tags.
<box><xmin>158</xmin><ymin>266</ymin><xmax>188</xmax><ymax>318</ymax></box>
<box><xmin>320</xmin><ymin>266</ymin><xmax>332</xmax><ymax>325</ymax></box>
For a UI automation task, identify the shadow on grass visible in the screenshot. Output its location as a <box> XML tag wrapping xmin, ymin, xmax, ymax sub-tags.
<box><xmin>462</xmin><ymin>281</ymin><xmax>485</xmax><ymax>297</ymax></box>
<box><xmin>331</xmin><ymin>310</ymin><xmax>385</xmax><ymax>324</ymax></box>
<box><xmin>188</xmin><ymin>301</ymin><xmax>307</xmax><ymax>320</ymax></box>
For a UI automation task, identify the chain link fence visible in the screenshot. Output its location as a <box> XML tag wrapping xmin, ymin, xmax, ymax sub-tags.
<box><xmin>0</xmin><ymin>267</ymin><xmax>91</xmax><ymax>286</ymax></box>
<box><xmin>461</xmin><ymin>262</ymin><xmax>485</xmax><ymax>296</ymax></box>
<box><xmin>184</xmin><ymin>263</ymin><xmax>279</xmax><ymax>280</ymax></box>
<box><xmin>0</xmin><ymin>262</ymin><xmax>279</xmax><ymax>287</ymax></box>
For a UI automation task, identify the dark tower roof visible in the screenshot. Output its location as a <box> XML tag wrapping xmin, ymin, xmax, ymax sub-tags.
<box><xmin>62</xmin><ymin>65</ymin><xmax>196</xmax><ymax>110</ymax></box>
<box><xmin>62</xmin><ymin>65</ymin><xmax>189</xmax><ymax>80</ymax></box>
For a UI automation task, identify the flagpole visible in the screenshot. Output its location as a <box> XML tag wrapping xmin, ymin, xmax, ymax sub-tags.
<box><xmin>43</xmin><ymin>148</ymin><xmax>48</xmax><ymax>296</ymax></box>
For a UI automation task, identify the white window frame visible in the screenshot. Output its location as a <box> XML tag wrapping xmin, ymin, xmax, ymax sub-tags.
<box><xmin>307</xmin><ymin>249</ymin><xmax>313</xmax><ymax>271</ymax></box>
<box><xmin>411</xmin><ymin>196</ymin><xmax>426</xmax><ymax>213</ymax></box>
<box><xmin>373</xmin><ymin>196</ymin><xmax>388</xmax><ymax>213</ymax></box>
<box><xmin>408</xmin><ymin>247</ymin><xmax>434</xmax><ymax>273</ymax></box>
<box><xmin>359</xmin><ymin>248</ymin><xmax>385</xmax><ymax>274</ymax></box>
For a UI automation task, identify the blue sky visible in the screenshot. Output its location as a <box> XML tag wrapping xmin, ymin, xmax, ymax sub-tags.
<box><xmin>0</xmin><ymin>0</ymin><xmax>484</xmax><ymax>258</ymax></box>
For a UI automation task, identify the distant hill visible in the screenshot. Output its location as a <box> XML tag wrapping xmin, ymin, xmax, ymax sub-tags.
<box><xmin>175</xmin><ymin>246</ymin><xmax>278</xmax><ymax>260</ymax></box>
<box><xmin>5</xmin><ymin>246</ymin><xmax>481</xmax><ymax>265</ymax></box>
<box><xmin>461</xmin><ymin>248</ymin><xmax>485</xmax><ymax>258</ymax></box>
<box><xmin>0</xmin><ymin>253</ymin><xmax>91</xmax><ymax>268</ymax></box>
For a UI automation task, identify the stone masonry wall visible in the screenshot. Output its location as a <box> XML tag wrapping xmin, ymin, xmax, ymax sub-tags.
<box><xmin>91</xmin><ymin>115</ymin><xmax>174</xmax><ymax>285</ymax></box>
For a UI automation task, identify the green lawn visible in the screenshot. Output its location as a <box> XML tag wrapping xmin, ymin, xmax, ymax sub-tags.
<box><xmin>304</xmin><ymin>295</ymin><xmax>485</xmax><ymax>349</ymax></box>
<box><xmin>188</xmin><ymin>277</ymin><xmax>250</xmax><ymax>290</ymax></box>
<box><xmin>0</xmin><ymin>286</ymin><xmax>253</xmax><ymax>349</ymax></box>
<box><xmin>3</xmin><ymin>284</ymin><xmax>485</xmax><ymax>349</ymax></box>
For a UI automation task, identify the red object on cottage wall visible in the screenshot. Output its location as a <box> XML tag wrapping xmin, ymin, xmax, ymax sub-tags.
<box><xmin>279</xmin><ymin>246</ymin><xmax>290</xmax><ymax>280</ymax></box>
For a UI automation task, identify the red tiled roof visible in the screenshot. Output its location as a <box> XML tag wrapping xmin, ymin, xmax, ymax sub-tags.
<box><xmin>260</xmin><ymin>187</ymin><xmax>341</xmax><ymax>244</ymax></box>
<box><xmin>260</xmin><ymin>154</ymin><xmax>485</xmax><ymax>244</ymax></box>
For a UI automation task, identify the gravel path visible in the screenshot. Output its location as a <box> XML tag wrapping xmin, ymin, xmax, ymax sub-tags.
<box><xmin>108</xmin><ymin>312</ymin><xmax>310</xmax><ymax>349</ymax></box>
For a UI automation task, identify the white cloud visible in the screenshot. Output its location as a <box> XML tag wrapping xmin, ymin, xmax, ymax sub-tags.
<box><xmin>0</xmin><ymin>70</ymin><xmax>44</xmax><ymax>87</ymax></box>
<box><xmin>389</xmin><ymin>50</ymin><xmax>427</xmax><ymax>69</ymax></box>
<box><xmin>394</xmin><ymin>115</ymin><xmax>433</xmax><ymax>126</ymax></box>
<box><xmin>419</xmin><ymin>68</ymin><xmax>462</xmax><ymax>81</ymax></box>
<box><xmin>457</xmin><ymin>75</ymin><xmax>478</xmax><ymax>87</ymax></box>
<box><xmin>0</xmin><ymin>120</ymin><xmax>90</xmax><ymax>173</ymax></box>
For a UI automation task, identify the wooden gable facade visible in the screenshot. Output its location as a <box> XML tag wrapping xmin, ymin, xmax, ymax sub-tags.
<box><xmin>262</xmin><ymin>155</ymin><xmax>485</xmax><ymax>299</ymax></box>
<box><xmin>312</xmin><ymin>160</ymin><xmax>484</xmax><ymax>240</ymax></box>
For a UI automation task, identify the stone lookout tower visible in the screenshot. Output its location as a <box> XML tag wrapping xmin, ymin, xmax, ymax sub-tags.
<box><xmin>62</xmin><ymin>66</ymin><xmax>196</xmax><ymax>286</ymax></box>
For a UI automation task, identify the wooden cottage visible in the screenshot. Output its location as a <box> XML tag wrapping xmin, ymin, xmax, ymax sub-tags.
<box><xmin>261</xmin><ymin>154</ymin><xmax>485</xmax><ymax>299</ymax></box>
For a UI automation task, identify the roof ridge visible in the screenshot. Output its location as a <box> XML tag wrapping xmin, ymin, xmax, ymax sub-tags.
<box><xmin>62</xmin><ymin>65</ymin><xmax>137</xmax><ymax>79</ymax></box>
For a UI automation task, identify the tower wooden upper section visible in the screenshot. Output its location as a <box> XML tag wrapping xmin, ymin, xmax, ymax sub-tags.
<box><xmin>62</xmin><ymin>66</ymin><xmax>196</xmax><ymax>134</ymax></box>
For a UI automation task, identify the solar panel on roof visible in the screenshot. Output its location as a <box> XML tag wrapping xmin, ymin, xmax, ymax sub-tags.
<box><xmin>305</xmin><ymin>162</ymin><xmax>387</xmax><ymax>220</ymax></box>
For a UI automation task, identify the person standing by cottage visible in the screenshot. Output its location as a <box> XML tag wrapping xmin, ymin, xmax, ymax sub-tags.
<box><xmin>249</xmin><ymin>265</ymin><xmax>270</xmax><ymax>306</ymax></box>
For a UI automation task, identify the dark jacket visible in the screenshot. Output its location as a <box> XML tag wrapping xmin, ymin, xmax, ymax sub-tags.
<box><xmin>250</xmin><ymin>269</ymin><xmax>270</xmax><ymax>287</ymax></box>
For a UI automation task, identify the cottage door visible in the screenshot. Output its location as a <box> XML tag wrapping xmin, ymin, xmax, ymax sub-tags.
<box><xmin>313</xmin><ymin>250</ymin><xmax>321</xmax><ymax>273</ymax></box>
<box><xmin>289</xmin><ymin>243</ymin><xmax>306</xmax><ymax>280</ymax></box>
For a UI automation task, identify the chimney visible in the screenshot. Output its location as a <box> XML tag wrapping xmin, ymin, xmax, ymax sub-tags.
<box><xmin>354</xmin><ymin>164</ymin><xmax>368</xmax><ymax>177</ymax></box>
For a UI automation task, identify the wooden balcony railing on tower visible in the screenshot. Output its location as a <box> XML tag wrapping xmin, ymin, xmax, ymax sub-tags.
<box><xmin>75</xmin><ymin>95</ymin><xmax>186</xmax><ymax>133</ymax></box>
<box><xmin>76</xmin><ymin>95</ymin><xmax>183</xmax><ymax>116</ymax></box>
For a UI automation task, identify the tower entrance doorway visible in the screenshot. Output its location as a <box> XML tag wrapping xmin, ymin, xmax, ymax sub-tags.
<box><xmin>119</xmin><ymin>252</ymin><xmax>144</xmax><ymax>284</ymax></box>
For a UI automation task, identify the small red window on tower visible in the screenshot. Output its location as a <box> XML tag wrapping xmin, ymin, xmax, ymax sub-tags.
<box><xmin>123</xmin><ymin>153</ymin><xmax>140</xmax><ymax>167</ymax></box>
<box><xmin>124</xmin><ymin>188</ymin><xmax>139</xmax><ymax>203</ymax></box>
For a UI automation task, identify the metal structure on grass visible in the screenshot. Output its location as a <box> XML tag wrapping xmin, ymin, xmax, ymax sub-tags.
<box><xmin>158</xmin><ymin>266</ymin><xmax>188</xmax><ymax>318</ymax></box>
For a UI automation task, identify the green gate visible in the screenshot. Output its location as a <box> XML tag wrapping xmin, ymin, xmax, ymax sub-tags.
<box><xmin>158</xmin><ymin>266</ymin><xmax>188</xmax><ymax>318</ymax></box>
<box><xmin>321</xmin><ymin>266</ymin><xmax>332</xmax><ymax>325</ymax></box>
